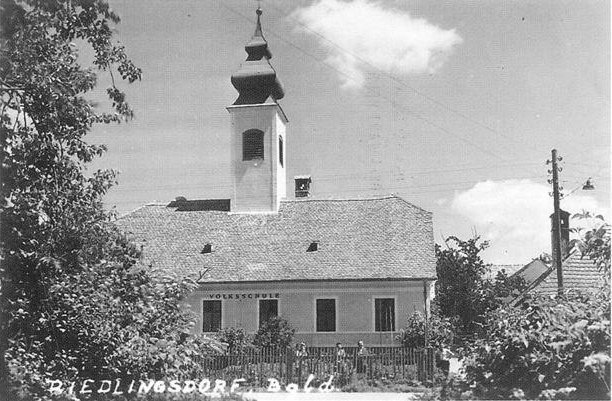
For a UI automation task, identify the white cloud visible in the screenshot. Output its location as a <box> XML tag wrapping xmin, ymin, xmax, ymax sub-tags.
<box><xmin>291</xmin><ymin>0</ymin><xmax>462</xmax><ymax>88</ymax></box>
<box><xmin>451</xmin><ymin>179</ymin><xmax>609</xmax><ymax>264</ymax></box>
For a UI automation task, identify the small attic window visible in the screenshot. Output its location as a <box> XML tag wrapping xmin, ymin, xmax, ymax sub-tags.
<box><xmin>307</xmin><ymin>241</ymin><xmax>319</xmax><ymax>252</ymax></box>
<box><xmin>201</xmin><ymin>244</ymin><xmax>212</xmax><ymax>254</ymax></box>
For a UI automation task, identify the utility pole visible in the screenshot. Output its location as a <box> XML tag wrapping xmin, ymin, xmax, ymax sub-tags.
<box><xmin>547</xmin><ymin>149</ymin><xmax>563</xmax><ymax>296</ymax></box>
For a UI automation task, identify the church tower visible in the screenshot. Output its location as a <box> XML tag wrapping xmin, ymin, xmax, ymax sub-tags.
<box><xmin>228</xmin><ymin>8</ymin><xmax>287</xmax><ymax>213</ymax></box>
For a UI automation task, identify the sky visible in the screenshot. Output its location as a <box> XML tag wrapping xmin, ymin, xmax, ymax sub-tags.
<box><xmin>88</xmin><ymin>0</ymin><xmax>610</xmax><ymax>264</ymax></box>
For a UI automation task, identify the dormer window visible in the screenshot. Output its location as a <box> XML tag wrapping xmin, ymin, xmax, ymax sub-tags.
<box><xmin>201</xmin><ymin>244</ymin><xmax>212</xmax><ymax>254</ymax></box>
<box><xmin>307</xmin><ymin>241</ymin><xmax>319</xmax><ymax>252</ymax></box>
<box><xmin>243</xmin><ymin>129</ymin><xmax>264</xmax><ymax>161</ymax></box>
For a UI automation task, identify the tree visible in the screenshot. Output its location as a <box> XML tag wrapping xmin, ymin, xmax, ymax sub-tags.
<box><xmin>435</xmin><ymin>236</ymin><xmax>495</xmax><ymax>335</ymax></box>
<box><xmin>1</xmin><ymin>1</ymin><xmax>220</xmax><ymax>399</ymax></box>
<box><xmin>435</xmin><ymin>236</ymin><xmax>527</xmax><ymax>336</ymax></box>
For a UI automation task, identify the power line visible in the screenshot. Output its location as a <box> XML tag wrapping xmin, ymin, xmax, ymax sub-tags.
<box><xmin>219</xmin><ymin>3</ymin><xmax>510</xmax><ymax>163</ymax></box>
<box><xmin>263</xmin><ymin>1</ymin><xmax>544</xmax><ymax>159</ymax></box>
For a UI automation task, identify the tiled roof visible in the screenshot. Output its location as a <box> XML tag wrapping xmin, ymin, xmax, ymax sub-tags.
<box><xmin>528</xmin><ymin>250</ymin><xmax>604</xmax><ymax>296</ymax></box>
<box><xmin>117</xmin><ymin>195</ymin><xmax>436</xmax><ymax>283</ymax></box>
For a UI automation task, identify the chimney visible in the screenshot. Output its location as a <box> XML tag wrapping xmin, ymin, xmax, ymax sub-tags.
<box><xmin>550</xmin><ymin>209</ymin><xmax>570</xmax><ymax>266</ymax></box>
<box><xmin>294</xmin><ymin>175</ymin><xmax>312</xmax><ymax>198</ymax></box>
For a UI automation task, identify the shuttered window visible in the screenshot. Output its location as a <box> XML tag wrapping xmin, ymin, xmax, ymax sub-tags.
<box><xmin>316</xmin><ymin>298</ymin><xmax>336</xmax><ymax>332</ymax></box>
<box><xmin>279</xmin><ymin>136</ymin><xmax>284</xmax><ymax>166</ymax></box>
<box><xmin>202</xmin><ymin>300</ymin><xmax>222</xmax><ymax>332</ymax></box>
<box><xmin>243</xmin><ymin>130</ymin><xmax>264</xmax><ymax>160</ymax></box>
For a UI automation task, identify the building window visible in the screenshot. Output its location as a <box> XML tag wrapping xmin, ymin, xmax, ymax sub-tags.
<box><xmin>202</xmin><ymin>300</ymin><xmax>221</xmax><ymax>332</ymax></box>
<box><xmin>316</xmin><ymin>298</ymin><xmax>336</xmax><ymax>332</ymax></box>
<box><xmin>259</xmin><ymin>299</ymin><xmax>278</xmax><ymax>328</ymax></box>
<box><xmin>243</xmin><ymin>129</ymin><xmax>264</xmax><ymax>161</ymax></box>
<box><xmin>374</xmin><ymin>298</ymin><xmax>395</xmax><ymax>332</ymax></box>
<box><xmin>279</xmin><ymin>136</ymin><xmax>284</xmax><ymax>167</ymax></box>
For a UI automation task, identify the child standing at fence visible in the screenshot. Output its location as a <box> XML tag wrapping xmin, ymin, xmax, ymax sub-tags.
<box><xmin>295</xmin><ymin>342</ymin><xmax>308</xmax><ymax>358</ymax></box>
<box><xmin>334</xmin><ymin>343</ymin><xmax>348</xmax><ymax>386</ymax></box>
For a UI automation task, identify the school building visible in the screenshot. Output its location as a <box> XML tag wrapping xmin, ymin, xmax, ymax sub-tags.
<box><xmin>119</xmin><ymin>8</ymin><xmax>437</xmax><ymax>346</ymax></box>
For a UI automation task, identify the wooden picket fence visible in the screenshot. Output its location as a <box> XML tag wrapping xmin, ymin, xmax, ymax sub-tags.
<box><xmin>201</xmin><ymin>346</ymin><xmax>435</xmax><ymax>387</ymax></box>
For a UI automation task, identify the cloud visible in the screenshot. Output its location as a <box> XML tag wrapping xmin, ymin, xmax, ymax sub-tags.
<box><xmin>291</xmin><ymin>0</ymin><xmax>462</xmax><ymax>88</ymax></box>
<box><xmin>451</xmin><ymin>179</ymin><xmax>609</xmax><ymax>264</ymax></box>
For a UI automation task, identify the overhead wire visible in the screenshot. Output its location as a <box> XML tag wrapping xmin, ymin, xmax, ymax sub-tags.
<box><xmin>262</xmin><ymin>1</ymin><xmax>544</xmax><ymax>160</ymax></box>
<box><xmin>218</xmin><ymin>2</ymin><xmax>511</xmax><ymax>163</ymax></box>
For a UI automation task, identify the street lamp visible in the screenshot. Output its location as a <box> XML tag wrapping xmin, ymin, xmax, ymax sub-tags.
<box><xmin>582</xmin><ymin>178</ymin><xmax>595</xmax><ymax>191</ymax></box>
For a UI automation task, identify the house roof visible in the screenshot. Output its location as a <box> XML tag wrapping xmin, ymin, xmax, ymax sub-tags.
<box><xmin>525</xmin><ymin>250</ymin><xmax>604</xmax><ymax>296</ymax></box>
<box><xmin>117</xmin><ymin>195</ymin><xmax>436</xmax><ymax>283</ymax></box>
<box><xmin>512</xmin><ymin>258</ymin><xmax>550</xmax><ymax>285</ymax></box>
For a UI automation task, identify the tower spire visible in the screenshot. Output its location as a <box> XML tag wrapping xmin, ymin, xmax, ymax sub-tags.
<box><xmin>254</xmin><ymin>5</ymin><xmax>263</xmax><ymax>38</ymax></box>
<box><xmin>230</xmin><ymin>7</ymin><xmax>284</xmax><ymax>105</ymax></box>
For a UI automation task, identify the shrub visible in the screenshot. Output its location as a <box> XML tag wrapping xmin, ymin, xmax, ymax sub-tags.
<box><xmin>396</xmin><ymin>311</ymin><xmax>455</xmax><ymax>349</ymax></box>
<box><xmin>252</xmin><ymin>316</ymin><xmax>295</xmax><ymax>348</ymax></box>
<box><xmin>456</xmin><ymin>292</ymin><xmax>610</xmax><ymax>400</ymax></box>
<box><xmin>216</xmin><ymin>327</ymin><xmax>252</xmax><ymax>353</ymax></box>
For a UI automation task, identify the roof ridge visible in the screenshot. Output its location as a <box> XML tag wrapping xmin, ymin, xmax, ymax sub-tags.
<box><xmin>281</xmin><ymin>194</ymin><xmax>397</xmax><ymax>203</ymax></box>
<box><xmin>281</xmin><ymin>194</ymin><xmax>431</xmax><ymax>213</ymax></box>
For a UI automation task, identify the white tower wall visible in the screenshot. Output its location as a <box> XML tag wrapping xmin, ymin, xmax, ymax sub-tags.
<box><xmin>227</xmin><ymin>103</ymin><xmax>287</xmax><ymax>213</ymax></box>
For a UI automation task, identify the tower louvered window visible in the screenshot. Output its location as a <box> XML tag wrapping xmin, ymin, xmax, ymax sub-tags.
<box><xmin>243</xmin><ymin>129</ymin><xmax>264</xmax><ymax>160</ymax></box>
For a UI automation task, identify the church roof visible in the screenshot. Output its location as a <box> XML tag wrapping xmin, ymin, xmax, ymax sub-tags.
<box><xmin>118</xmin><ymin>195</ymin><xmax>436</xmax><ymax>283</ymax></box>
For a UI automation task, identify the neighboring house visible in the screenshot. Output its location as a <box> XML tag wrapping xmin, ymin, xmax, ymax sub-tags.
<box><xmin>512</xmin><ymin>212</ymin><xmax>606</xmax><ymax>301</ymax></box>
<box><xmin>487</xmin><ymin>259</ymin><xmax>549</xmax><ymax>288</ymax></box>
<box><xmin>523</xmin><ymin>249</ymin><xmax>604</xmax><ymax>296</ymax></box>
<box><xmin>512</xmin><ymin>259</ymin><xmax>550</xmax><ymax>285</ymax></box>
<box><xmin>118</xmin><ymin>8</ymin><xmax>437</xmax><ymax>346</ymax></box>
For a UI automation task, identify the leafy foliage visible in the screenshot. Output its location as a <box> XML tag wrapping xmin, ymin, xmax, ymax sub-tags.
<box><xmin>0</xmin><ymin>1</ymin><xmax>221</xmax><ymax>399</ymax></box>
<box><xmin>570</xmin><ymin>211</ymin><xmax>611</xmax><ymax>288</ymax></box>
<box><xmin>216</xmin><ymin>327</ymin><xmax>252</xmax><ymax>353</ymax></box>
<box><xmin>436</xmin><ymin>222</ymin><xmax>612</xmax><ymax>400</ymax></box>
<box><xmin>435</xmin><ymin>236</ymin><xmax>528</xmax><ymax>337</ymax></box>
<box><xmin>456</xmin><ymin>292</ymin><xmax>610</xmax><ymax>400</ymax></box>
<box><xmin>490</xmin><ymin>269</ymin><xmax>527</xmax><ymax>301</ymax></box>
<box><xmin>252</xmin><ymin>316</ymin><xmax>295</xmax><ymax>349</ymax></box>
<box><xmin>396</xmin><ymin>311</ymin><xmax>455</xmax><ymax>349</ymax></box>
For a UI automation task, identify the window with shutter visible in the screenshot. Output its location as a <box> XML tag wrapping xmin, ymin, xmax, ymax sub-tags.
<box><xmin>243</xmin><ymin>129</ymin><xmax>264</xmax><ymax>160</ymax></box>
<box><xmin>316</xmin><ymin>298</ymin><xmax>336</xmax><ymax>332</ymax></box>
<box><xmin>202</xmin><ymin>300</ymin><xmax>222</xmax><ymax>332</ymax></box>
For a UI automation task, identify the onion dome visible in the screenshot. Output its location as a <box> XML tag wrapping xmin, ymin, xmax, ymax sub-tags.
<box><xmin>231</xmin><ymin>8</ymin><xmax>285</xmax><ymax>105</ymax></box>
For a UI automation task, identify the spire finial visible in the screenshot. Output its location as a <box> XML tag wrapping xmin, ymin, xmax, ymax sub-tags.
<box><xmin>254</xmin><ymin>1</ymin><xmax>263</xmax><ymax>37</ymax></box>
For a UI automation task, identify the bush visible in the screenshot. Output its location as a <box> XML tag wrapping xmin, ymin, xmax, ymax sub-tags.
<box><xmin>396</xmin><ymin>311</ymin><xmax>455</xmax><ymax>349</ymax></box>
<box><xmin>455</xmin><ymin>292</ymin><xmax>610</xmax><ymax>400</ymax></box>
<box><xmin>252</xmin><ymin>316</ymin><xmax>295</xmax><ymax>348</ymax></box>
<box><xmin>216</xmin><ymin>327</ymin><xmax>252</xmax><ymax>353</ymax></box>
